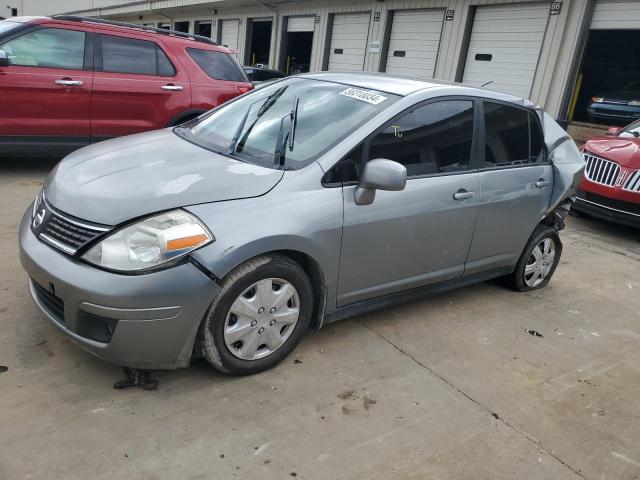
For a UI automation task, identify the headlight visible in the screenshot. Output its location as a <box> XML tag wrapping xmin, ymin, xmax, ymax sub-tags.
<box><xmin>82</xmin><ymin>210</ymin><xmax>213</xmax><ymax>272</ymax></box>
<box><xmin>629</xmin><ymin>100</ymin><xmax>640</xmax><ymax>106</ymax></box>
<box><xmin>591</xmin><ymin>97</ymin><xmax>604</xmax><ymax>103</ymax></box>
<box><xmin>32</xmin><ymin>190</ymin><xmax>44</xmax><ymax>219</ymax></box>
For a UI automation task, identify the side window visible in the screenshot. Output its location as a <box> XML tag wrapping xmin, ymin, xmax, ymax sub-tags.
<box><xmin>1</xmin><ymin>28</ymin><xmax>85</xmax><ymax>70</ymax></box>
<box><xmin>483</xmin><ymin>102</ymin><xmax>531</xmax><ymax>168</ymax></box>
<box><xmin>100</xmin><ymin>35</ymin><xmax>174</xmax><ymax>76</ymax></box>
<box><xmin>324</xmin><ymin>143</ymin><xmax>364</xmax><ymax>185</ymax></box>
<box><xmin>367</xmin><ymin>100</ymin><xmax>474</xmax><ymax>177</ymax></box>
<box><xmin>529</xmin><ymin>111</ymin><xmax>545</xmax><ymax>163</ymax></box>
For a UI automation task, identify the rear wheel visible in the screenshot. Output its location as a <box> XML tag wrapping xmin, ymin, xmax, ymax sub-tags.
<box><xmin>200</xmin><ymin>255</ymin><xmax>313</xmax><ymax>375</ymax></box>
<box><xmin>506</xmin><ymin>225</ymin><xmax>562</xmax><ymax>292</ymax></box>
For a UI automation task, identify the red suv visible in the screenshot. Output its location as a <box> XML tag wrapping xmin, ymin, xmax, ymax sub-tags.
<box><xmin>573</xmin><ymin>120</ymin><xmax>640</xmax><ymax>228</ymax></box>
<box><xmin>0</xmin><ymin>16</ymin><xmax>252</xmax><ymax>156</ymax></box>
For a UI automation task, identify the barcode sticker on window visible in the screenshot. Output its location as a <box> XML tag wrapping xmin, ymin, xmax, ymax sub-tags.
<box><xmin>339</xmin><ymin>88</ymin><xmax>387</xmax><ymax>105</ymax></box>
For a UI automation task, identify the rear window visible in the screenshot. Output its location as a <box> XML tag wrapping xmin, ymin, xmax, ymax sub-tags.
<box><xmin>187</xmin><ymin>48</ymin><xmax>248</xmax><ymax>82</ymax></box>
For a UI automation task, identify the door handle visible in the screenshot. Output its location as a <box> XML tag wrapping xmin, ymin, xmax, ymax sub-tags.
<box><xmin>453</xmin><ymin>189</ymin><xmax>475</xmax><ymax>201</ymax></box>
<box><xmin>535</xmin><ymin>179</ymin><xmax>552</xmax><ymax>188</ymax></box>
<box><xmin>54</xmin><ymin>79</ymin><xmax>83</xmax><ymax>86</ymax></box>
<box><xmin>162</xmin><ymin>84</ymin><xmax>183</xmax><ymax>91</ymax></box>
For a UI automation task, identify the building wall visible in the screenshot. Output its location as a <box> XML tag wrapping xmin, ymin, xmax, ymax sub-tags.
<box><xmin>14</xmin><ymin>0</ymin><xmax>596</xmax><ymax>120</ymax></box>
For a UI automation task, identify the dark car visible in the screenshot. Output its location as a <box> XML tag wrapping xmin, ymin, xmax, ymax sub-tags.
<box><xmin>587</xmin><ymin>81</ymin><xmax>640</xmax><ymax>124</ymax></box>
<box><xmin>243</xmin><ymin>65</ymin><xmax>287</xmax><ymax>86</ymax></box>
<box><xmin>0</xmin><ymin>16</ymin><xmax>252</xmax><ymax>157</ymax></box>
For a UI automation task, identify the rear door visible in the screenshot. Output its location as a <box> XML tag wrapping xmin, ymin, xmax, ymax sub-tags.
<box><xmin>91</xmin><ymin>33</ymin><xmax>191</xmax><ymax>139</ymax></box>
<box><xmin>338</xmin><ymin>99</ymin><xmax>480</xmax><ymax>306</ymax></box>
<box><xmin>327</xmin><ymin>13</ymin><xmax>370</xmax><ymax>72</ymax></box>
<box><xmin>0</xmin><ymin>25</ymin><xmax>92</xmax><ymax>143</ymax></box>
<box><xmin>465</xmin><ymin>101</ymin><xmax>552</xmax><ymax>275</ymax></box>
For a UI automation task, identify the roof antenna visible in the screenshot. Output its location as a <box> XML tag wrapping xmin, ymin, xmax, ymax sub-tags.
<box><xmin>480</xmin><ymin>81</ymin><xmax>493</xmax><ymax>88</ymax></box>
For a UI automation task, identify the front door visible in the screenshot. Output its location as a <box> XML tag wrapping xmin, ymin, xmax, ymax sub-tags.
<box><xmin>337</xmin><ymin>99</ymin><xmax>480</xmax><ymax>306</ymax></box>
<box><xmin>465</xmin><ymin>101</ymin><xmax>553</xmax><ymax>275</ymax></box>
<box><xmin>0</xmin><ymin>26</ymin><xmax>92</xmax><ymax>141</ymax></box>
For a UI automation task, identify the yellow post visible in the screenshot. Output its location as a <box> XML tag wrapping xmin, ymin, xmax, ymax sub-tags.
<box><xmin>568</xmin><ymin>73</ymin><xmax>583</xmax><ymax>122</ymax></box>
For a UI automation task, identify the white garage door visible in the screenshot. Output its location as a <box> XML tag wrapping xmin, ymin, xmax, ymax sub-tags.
<box><xmin>327</xmin><ymin>12</ymin><xmax>371</xmax><ymax>72</ymax></box>
<box><xmin>288</xmin><ymin>16</ymin><xmax>315</xmax><ymax>32</ymax></box>
<box><xmin>462</xmin><ymin>3</ymin><xmax>548</xmax><ymax>99</ymax></box>
<box><xmin>384</xmin><ymin>9</ymin><xmax>444</xmax><ymax>78</ymax></box>
<box><xmin>220</xmin><ymin>19</ymin><xmax>240</xmax><ymax>56</ymax></box>
<box><xmin>591</xmin><ymin>0</ymin><xmax>640</xmax><ymax>29</ymax></box>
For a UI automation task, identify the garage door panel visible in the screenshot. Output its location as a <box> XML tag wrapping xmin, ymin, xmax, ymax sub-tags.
<box><xmin>384</xmin><ymin>9</ymin><xmax>444</xmax><ymax>79</ymax></box>
<box><xmin>592</xmin><ymin>0</ymin><xmax>640</xmax><ymax>29</ymax></box>
<box><xmin>327</xmin><ymin>13</ymin><xmax>371</xmax><ymax>72</ymax></box>
<box><xmin>462</xmin><ymin>2</ymin><xmax>548</xmax><ymax>99</ymax></box>
<box><xmin>220</xmin><ymin>19</ymin><xmax>240</xmax><ymax>56</ymax></box>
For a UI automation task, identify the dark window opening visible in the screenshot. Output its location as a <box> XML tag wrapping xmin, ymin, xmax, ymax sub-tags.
<box><xmin>368</xmin><ymin>100</ymin><xmax>475</xmax><ymax>177</ymax></box>
<box><xmin>173</xmin><ymin>21</ymin><xmax>189</xmax><ymax>33</ymax></box>
<box><xmin>247</xmin><ymin>20</ymin><xmax>272</xmax><ymax>66</ymax></box>
<box><xmin>283</xmin><ymin>30</ymin><xmax>313</xmax><ymax>74</ymax></box>
<box><xmin>475</xmin><ymin>53</ymin><xmax>492</xmax><ymax>61</ymax></box>
<box><xmin>195</xmin><ymin>21</ymin><xmax>212</xmax><ymax>38</ymax></box>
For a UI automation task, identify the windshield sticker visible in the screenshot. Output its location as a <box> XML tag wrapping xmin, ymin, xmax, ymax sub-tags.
<box><xmin>339</xmin><ymin>88</ymin><xmax>387</xmax><ymax>105</ymax></box>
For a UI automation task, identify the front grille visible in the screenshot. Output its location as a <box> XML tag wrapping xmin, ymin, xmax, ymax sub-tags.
<box><xmin>31</xmin><ymin>280</ymin><xmax>64</xmax><ymax>323</ymax></box>
<box><xmin>33</xmin><ymin>202</ymin><xmax>110</xmax><ymax>255</ymax></box>
<box><xmin>583</xmin><ymin>152</ymin><xmax>621</xmax><ymax>187</ymax></box>
<box><xmin>623</xmin><ymin>170</ymin><xmax>640</xmax><ymax>193</ymax></box>
<box><xmin>579</xmin><ymin>191</ymin><xmax>640</xmax><ymax>216</ymax></box>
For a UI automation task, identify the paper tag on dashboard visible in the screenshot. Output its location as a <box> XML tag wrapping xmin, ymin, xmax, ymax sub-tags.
<box><xmin>339</xmin><ymin>88</ymin><xmax>387</xmax><ymax>105</ymax></box>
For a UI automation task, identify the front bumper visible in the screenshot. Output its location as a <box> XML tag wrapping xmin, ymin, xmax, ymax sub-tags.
<box><xmin>573</xmin><ymin>189</ymin><xmax>640</xmax><ymax>228</ymax></box>
<box><xmin>19</xmin><ymin>208</ymin><xmax>220</xmax><ymax>369</ymax></box>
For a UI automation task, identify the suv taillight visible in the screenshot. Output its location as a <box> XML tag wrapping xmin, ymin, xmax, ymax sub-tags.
<box><xmin>237</xmin><ymin>86</ymin><xmax>253</xmax><ymax>94</ymax></box>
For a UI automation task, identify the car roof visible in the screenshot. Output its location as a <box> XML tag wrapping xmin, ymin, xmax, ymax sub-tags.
<box><xmin>301</xmin><ymin>72</ymin><xmax>534</xmax><ymax>105</ymax></box>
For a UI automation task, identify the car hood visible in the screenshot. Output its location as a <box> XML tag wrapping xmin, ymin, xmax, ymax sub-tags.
<box><xmin>596</xmin><ymin>90</ymin><xmax>640</xmax><ymax>103</ymax></box>
<box><xmin>44</xmin><ymin>129</ymin><xmax>284</xmax><ymax>225</ymax></box>
<box><xmin>584</xmin><ymin>137</ymin><xmax>640</xmax><ymax>168</ymax></box>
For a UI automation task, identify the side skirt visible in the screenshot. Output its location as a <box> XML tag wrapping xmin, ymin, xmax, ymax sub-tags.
<box><xmin>323</xmin><ymin>266</ymin><xmax>515</xmax><ymax>325</ymax></box>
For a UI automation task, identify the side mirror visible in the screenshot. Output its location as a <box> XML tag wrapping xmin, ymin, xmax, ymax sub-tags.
<box><xmin>354</xmin><ymin>158</ymin><xmax>407</xmax><ymax>206</ymax></box>
<box><xmin>607</xmin><ymin>126</ymin><xmax>622</xmax><ymax>136</ymax></box>
<box><xmin>0</xmin><ymin>50</ymin><xmax>8</xmax><ymax>67</ymax></box>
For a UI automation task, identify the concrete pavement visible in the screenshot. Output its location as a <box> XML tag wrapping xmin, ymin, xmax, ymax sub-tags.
<box><xmin>1</xmin><ymin>158</ymin><xmax>639</xmax><ymax>480</ymax></box>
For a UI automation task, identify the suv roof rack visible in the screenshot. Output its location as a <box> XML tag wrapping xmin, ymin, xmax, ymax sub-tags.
<box><xmin>52</xmin><ymin>15</ymin><xmax>219</xmax><ymax>45</ymax></box>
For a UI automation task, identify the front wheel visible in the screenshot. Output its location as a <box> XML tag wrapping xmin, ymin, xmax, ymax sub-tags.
<box><xmin>506</xmin><ymin>225</ymin><xmax>562</xmax><ymax>292</ymax></box>
<box><xmin>199</xmin><ymin>255</ymin><xmax>313</xmax><ymax>375</ymax></box>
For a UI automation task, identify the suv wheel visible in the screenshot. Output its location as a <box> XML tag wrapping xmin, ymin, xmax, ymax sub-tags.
<box><xmin>506</xmin><ymin>225</ymin><xmax>562</xmax><ymax>292</ymax></box>
<box><xmin>199</xmin><ymin>255</ymin><xmax>313</xmax><ymax>375</ymax></box>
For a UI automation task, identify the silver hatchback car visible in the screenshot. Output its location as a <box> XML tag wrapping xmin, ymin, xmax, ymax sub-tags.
<box><xmin>20</xmin><ymin>73</ymin><xmax>584</xmax><ymax>375</ymax></box>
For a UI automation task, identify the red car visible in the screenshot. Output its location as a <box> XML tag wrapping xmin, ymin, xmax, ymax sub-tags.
<box><xmin>0</xmin><ymin>15</ymin><xmax>252</xmax><ymax>156</ymax></box>
<box><xmin>573</xmin><ymin>120</ymin><xmax>640</xmax><ymax>228</ymax></box>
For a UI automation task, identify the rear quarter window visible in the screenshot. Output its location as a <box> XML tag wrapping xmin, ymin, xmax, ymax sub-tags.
<box><xmin>187</xmin><ymin>48</ymin><xmax>248</xmax><ymax>82</ymax></box>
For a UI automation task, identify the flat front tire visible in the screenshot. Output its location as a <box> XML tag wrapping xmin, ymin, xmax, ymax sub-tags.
<box><xmin>199</xmin><ymin>255</ymin><xmax>313</xmax><ymax>375</ymax></box>
<box><xmin>506</xmin><ymin>225</ymin><xmax>562</xmax><ymax>292</ymax></box>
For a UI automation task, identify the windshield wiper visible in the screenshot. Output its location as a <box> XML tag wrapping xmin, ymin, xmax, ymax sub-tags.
<box><xmin>227</xmin><ymin>86</ymin><xmax>289</xmax><ymax>155</ymax></box>
<box><xmin>274</xmin><ymin>96</ymin><xmax>299</xmax><ymax>169</ymax></box>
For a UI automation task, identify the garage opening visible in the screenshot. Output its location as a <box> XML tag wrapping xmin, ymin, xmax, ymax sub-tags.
<box><xmin>569</xmin><ymin>29</ymin><xmax>640</xmax><ymax>126</ymax></box>
<box><xmin>245</xmin><ymin>18</ymin><xmax>272</xmax><ymax>67</ymax></box>
<box><xmin>194</xmin><ymin>20</ymin><xmax>212</xmax><ymax>38</ymax></box>
<box><xmin>282</xmin><ymin>16</ymin><xmax>315</xmax><ymax>74</ymax></box>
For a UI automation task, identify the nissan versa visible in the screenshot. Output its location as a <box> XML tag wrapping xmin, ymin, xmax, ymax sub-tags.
<box><xmin>19</xmin><ymin>73</ymin><xmax>584</xmax><ymax>375</ymax></box>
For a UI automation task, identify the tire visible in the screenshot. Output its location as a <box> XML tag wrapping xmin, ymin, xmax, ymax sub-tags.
<box><xmin>199</xmin><ymin>255</ymin><xmax>313</xmax><ymax>375</ymax></box>
<box><xmin>505</xmin><ymin>225</ymin><xmax>562</xmax><ymax>292</ymax></box>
